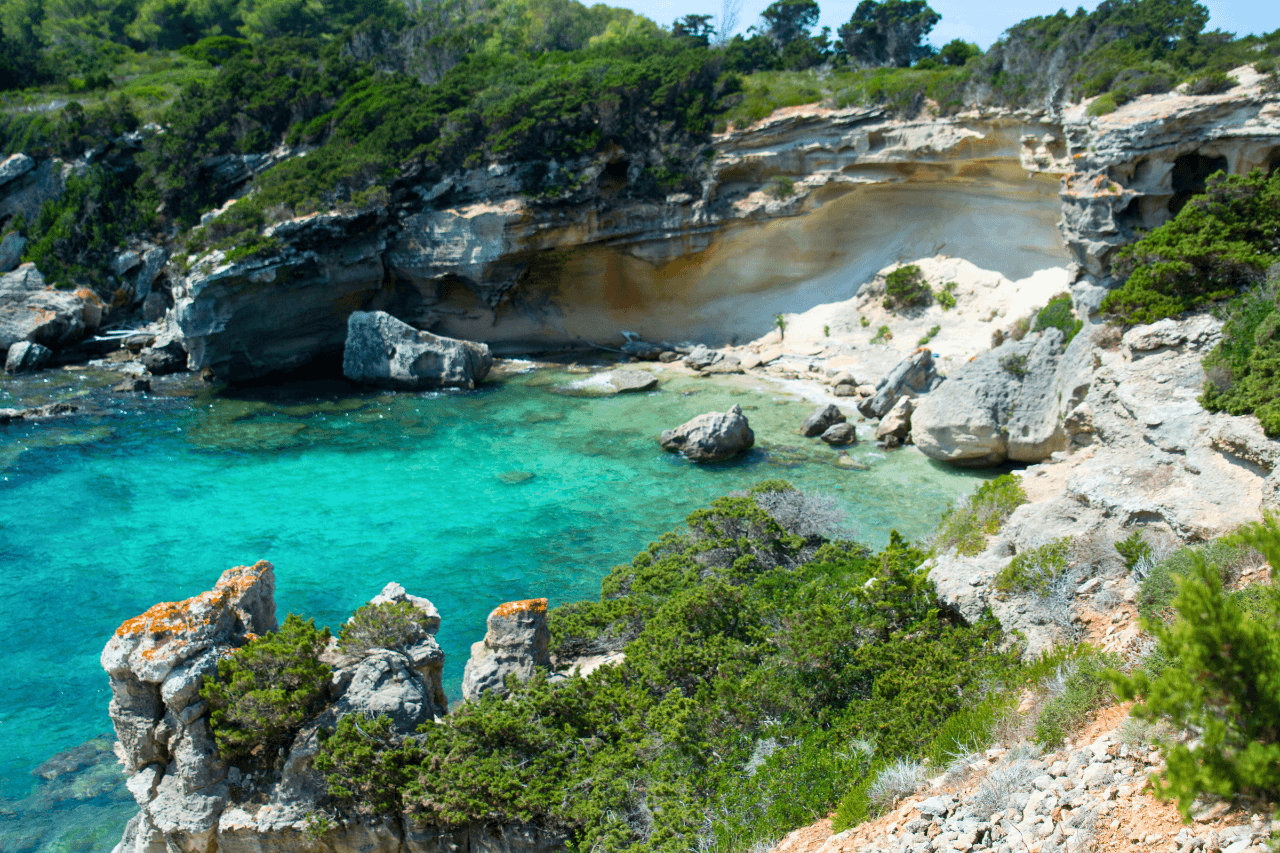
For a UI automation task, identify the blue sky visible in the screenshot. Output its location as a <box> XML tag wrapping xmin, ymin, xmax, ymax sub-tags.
<box><xmin>622</xmin><ymin>0</ymin><xmax>1280</xmax><ymax>49</ymax></box>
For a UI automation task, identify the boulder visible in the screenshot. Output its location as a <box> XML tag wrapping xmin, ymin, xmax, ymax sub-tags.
<box><xmin>621</xmin><ymin>339</ymin><xmax>664</xmax><ymax>360</ymax></box>
<box><xmin>5</xmin><ymin>340</ymin><xmax>51</xmax><ymax>374</ymax></box>
<box><xmin>857</xmin><ymin>349</ymin><xmax>940</xmax><ymax>419</ymax></box>
<box><xmin>462</xmin><ymin>598</ymin><xmax>551</xmax><ymax>701</ymax></box>
<box><xmin>0</xmin><ymin>153</ymin><xmax>35</xmax><ymax>186</ymax></box>
<box><xmin>343</xmin><ymin>310</ymin><xmax>492</xmax><ymax>390</ymax></box>
<box><xmin>820</xmin><ymin>422</ymin><xmax>857</xmax><ymax>445</ymax></box>
<box><xmin>140</xmin><ymin>336</ymin><xmax>188</xmax><ymax>375</ymax></box>
<box><xmin>799</xmin><ymin>404</ymin><xmax>846</xmax><ymax>437</ymax></box>
<box><xmin>659</xmin><ymin>404</ymin><xmax>755</xmax><ymax>462</ymax></box>
<box><xmin>912</xmin><ymin>329</ymin><xmax>1069</xmax><ymax>466</ymax></box>
<box><xmin>0</xmin><ymin>263</ymin><xmax>87</xmax><ymax>351</ymax></box>
<box><xmin>0</xmin><ymin>231</ymin><xmax>24</xmax><ymax>273</ymax></box>
<box><xmin>875</xmin><ymin>396</ymin><xmax>915</xmax><ymax>445</ymax></box>
<box><xmin>833</xmin><ymin>384</ymin><xmax>857</xmax><ymax>397</ymax></box>
<box><xmin>683</xmin><ymin>344</ymin><xmax>721</xmax><ymax>370</ymax></box>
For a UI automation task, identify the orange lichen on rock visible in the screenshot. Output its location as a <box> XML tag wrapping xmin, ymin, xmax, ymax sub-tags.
<box><xmin>492</xmin><ymin>598</ymin><xmax>548</xmax><ymax>618</ymax></box>
<box><xmin>114</xmin><ymin>561</ymin><xmax>274</xmax><ymax>638</ymax></box>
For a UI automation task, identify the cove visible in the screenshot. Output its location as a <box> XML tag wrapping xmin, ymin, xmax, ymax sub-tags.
<box><xmin>0</xmin><ymin>363</ymin><xmax>994</xmax><ymax>849</ymax></box>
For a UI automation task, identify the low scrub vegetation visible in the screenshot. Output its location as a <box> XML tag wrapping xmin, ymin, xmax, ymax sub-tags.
<box><xmin>932</xmin><ymin>474</ymin><xmax>1027</xmax><ymax>557</ymax></box>
<box><xmin>1111</xmin><ymin>517</ymin><xmax>1280</xmax><ymax>817</ymax></box>
<box><xmin>882</xmin><ymin>264</ymin><xmax>931</xmax><ymax>311</ymax></box>
<box><xmin>202</xmin><ymin>613</ymin><xmax>331</xmax><ymax>767</ymax></box>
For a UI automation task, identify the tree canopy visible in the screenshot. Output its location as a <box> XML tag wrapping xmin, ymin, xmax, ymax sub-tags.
<box><xmin>838</xmin><ymin>0</ymin><xmax>940</xmax><ymax>68</ymax></box>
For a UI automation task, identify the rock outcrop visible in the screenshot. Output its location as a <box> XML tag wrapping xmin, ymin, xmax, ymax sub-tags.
<box><xmin>912</xmin><ymin>329</ymin><xmax>1080</xmax><ymax>466</ymax></box>
<box><xmin>660</xmin><ymin>404</ymin><xmax>755</xmax><ymax>462</ymax></box>
<box><xmin>1059</xmin><ymin>68</ymin><xmax>1280</xmax><ymax>279</ymax></box>
<box><xmin>343</xmin><ymin>310</ymin><xmax>493</xmax><ymax>390</ymax></box>
<box><xmin>0</xmin><ymin>263</ymin><xmax>91</xmax><ymax>355</ymax></box>
<box><xmin>461</xmin><ymin>598</ymin><xmax>552</xmax><ymax>701</ymax></box>
<box><xmin>858</xmin><ymin>349</ymin><xmax>941</xmax><ymax>420</ymax></box>
<box><xmin>102</xmin><ymin>565</ymin><xmax>512</xmax><ymax>853</ymax></box>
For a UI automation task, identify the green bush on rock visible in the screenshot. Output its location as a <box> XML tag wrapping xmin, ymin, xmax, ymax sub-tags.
<box><xmin>1100</xmin><ymin>169</ymin><xmax>1280</xmax><ymax>326</ymax></box>
<box><xmin>337</xmin><ymin>600</ymin><xmax>434</xmax><ymax>656</ymax></box>
<box><xmin>202</xmin><ymin>613</ymin><xmax>331</xmax><ymax>767</ymax></box>
<box><xmin>932</xmin><ymin>474</ymin><xmax>1027</xmax><ymax>557</ymax></box>
<box><xmin>882</xmin><ymin>264</ymin><xmax>931</xmax><ymax>311</ymax></box>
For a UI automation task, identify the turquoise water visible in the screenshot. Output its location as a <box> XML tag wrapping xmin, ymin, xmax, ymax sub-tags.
<box><xmin>0</xmin><ymin>361</ymin><xmax>990</xmax><ymax>848</ymax></box>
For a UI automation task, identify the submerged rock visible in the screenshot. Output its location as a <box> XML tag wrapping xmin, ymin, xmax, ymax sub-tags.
<box><xmin>660</xmin><ymin>404</ymin><xmax>755</xmax><ymax>462</ymax></box>
<box><xmin>462</xmin><ymin>598</ymin><xmax>551</xmax><ymax>701</ymax></box>
<box><xmin>343</xmin><ymin>310</ymin><xmax>493</xmax><ymax>390</ymax></box>
<box><xmin>608</xmin><ymin>370</ymin><xmax>659</xmax><ymax>393</ymax></box>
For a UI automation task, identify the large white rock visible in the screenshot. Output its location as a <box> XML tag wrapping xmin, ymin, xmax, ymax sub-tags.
<box><xmin>343</xmin><ymin>310</ymin><xmax>493</xmax><ymax>390</ymax></box>
<box><xmin>912</xmin><ymin>329</ymin><xmax>1070</xmax><ymax>466</ymax></box>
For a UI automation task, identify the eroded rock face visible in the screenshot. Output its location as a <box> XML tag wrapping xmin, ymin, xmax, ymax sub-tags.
<box><xmin>0</xmin><ymin>263</ymin><xmax>90</xmax><ymax>352</ymax></box>
<box><xmin>1059</xmin><ymin>72</ymin><xmax>1280</xmax><ymax>277</ymax></box>
<box><xmin>462</xmin><ymin>598</ymin><xmax>551</xmax><ymax>701</ymax></box>
<box><xmin>343</xmin><ymin>310</ymin><xmax>493</xmax><ymax>390</ymax></box>
<box><xmin>660</xmin><ymin>404</ymin><xmax>755</xmax><ymax>462</ymax></box>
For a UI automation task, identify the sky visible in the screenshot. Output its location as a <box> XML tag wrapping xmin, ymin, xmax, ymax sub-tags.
<box><xmin>621</xmin><ymin>0</ymin><xmax>1280</xmax><ymax>49</ymax></box>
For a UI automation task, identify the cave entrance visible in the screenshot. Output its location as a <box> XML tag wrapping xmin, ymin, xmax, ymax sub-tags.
<box><xmin>1267</xmin><ymin>147</ymin><xmax>1280</xmax><ymax>176</ymax></box>
<box><xmin>598</xmin><ymin>159</ymin><xmax>629</xmax><ymax>194</ymax></box>
<box><xmin>1169</xmin><ymin>152</ymin><xmax>1228</xmax><ymax>216</ymax></box>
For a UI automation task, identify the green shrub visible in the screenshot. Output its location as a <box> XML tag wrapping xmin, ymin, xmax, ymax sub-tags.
<box><xmin>1136</xmin><ymin>539</ymin><xmax>1259</xmax><ymax>622</ymax></box>
<box><xmin>1035</xmin><ymin>651</ymin><xmax>1120</xmax><ymax>747</ymax></box>
<box><xmin>1101</xmin><ymin>169</ymin><xmax>1280</xmax><ymax>326</ymax></box>
<box><xmin>1109</xmin><ymin>517</ymin><xmax>1280</xmax><ymax>817</ymax></box>
<box><xmin>767</xmin><ymin>175</ymin><xmax>795</xmax><ymax>198</ymax></box>
<box><xmin>883</xmin><ymin>264</ymin><xmax>931</xmax><ymax>310</ymax></box>
<box><xmin>999</xmin><ymin>352</ymin><xmax>1029</xmax><ymax>378</ymax></box>
<box><xmin>1185</xmin><ymin>69</ymin><xmax>1235</xmax><ymax>95</ymax></box>
<box><xmin>1115</xmin><ymin>529</ymin><xmax>1151</xmax><ymax>570</ymax></box>
<box><xmin>994</xmin><ymin>538</ymin><xmax>1071</xmax><ymax>595</ymax></box>
<box><xmin>860</xmin><ymin>315</ymin><xmax>870</xmax><ymax>328</ymax></box>
<box><xmin>871</xmin><ymin>324</ymin><xmax>892</xmax><ymax>344</ymax></box>
<box><xmin>337</xmin><ymin>600</ymin><xmax>435</xmax><ymax>657</ymax></box>
<box><xmin>1033</xmin><ymin>293</ymin><xmax>1083</xmax><ymax>345</ymax></box>
<box><xmin>917</xmin><ymin>325</ymin><xmax>940</xmax><ymax>346</ymax></box>
<box><xmin>1200</xmin><ymin>273</ymin><xmax>1280</xmax><ymax>436</ymax></box>
<box><xmin>936</xmin><ymin>281</ymin><xmax>958</xmax><ymax>310</ymax></box>
<box><xmin>932</xmin><ymin>474</ymin><xmax>1028</xmax><ymax>557</ymax></box>
<box><xmin>1087</xmin><ymin>92</ymin><xmax>1118</xmax><ymax>116</ymax></box>
<box><xmin>202</xmin><ymin>613</ymin><xmax>331</xmax><ymax>766</ymax></box>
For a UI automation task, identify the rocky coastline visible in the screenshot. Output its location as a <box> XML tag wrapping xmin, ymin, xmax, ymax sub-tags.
<box><xmin>4</xmin><ymin>60</ymin><xmax>1280</xmax><ymax>853</ymax></box>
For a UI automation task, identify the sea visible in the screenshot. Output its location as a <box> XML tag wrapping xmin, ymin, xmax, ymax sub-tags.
<box><xmin>0</xmin><ymin>359</ymin><xmax>995</xmax><ymax>851</ymax></box>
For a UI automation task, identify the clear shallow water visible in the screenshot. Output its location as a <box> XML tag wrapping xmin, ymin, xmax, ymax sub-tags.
<box><xmin>0</xmin><ymin>363</ymin><xmax>992</xmax><ymax>848</ymax></box>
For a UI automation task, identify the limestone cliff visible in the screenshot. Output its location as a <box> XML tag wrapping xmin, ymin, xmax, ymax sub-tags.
<box><xmin>3</xmin><ymin>70</ymin><xmax>1277</xmax><ymax>381</ymax></box>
